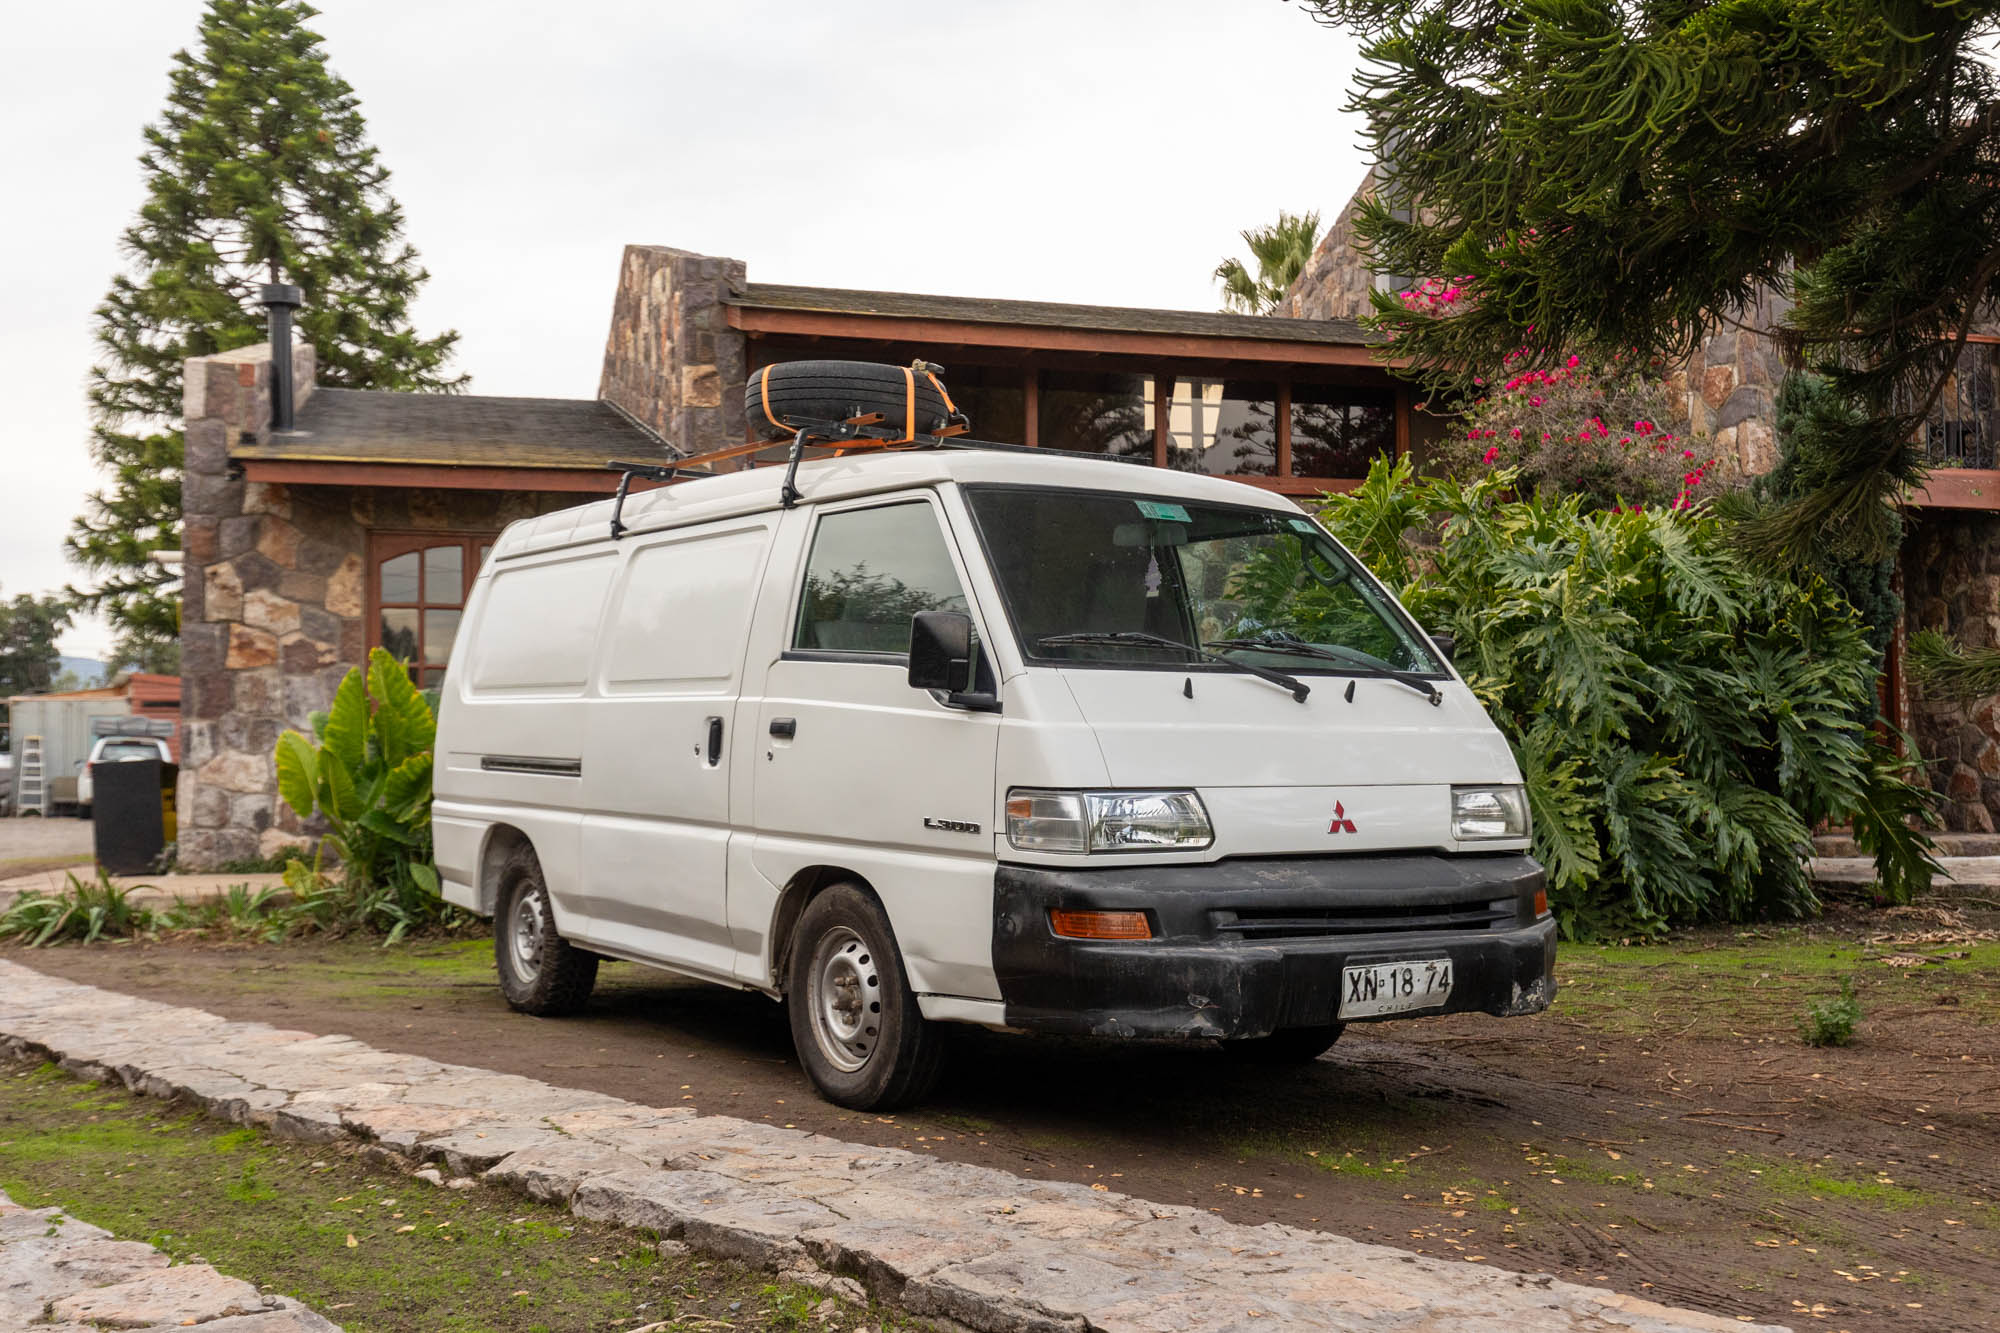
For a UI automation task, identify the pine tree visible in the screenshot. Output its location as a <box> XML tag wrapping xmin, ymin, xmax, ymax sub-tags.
<box><xmin>1299</xmin><ymin>0</ymin><xmax>2000</xmax><ymax>563</ymax></box>
<box><xmin>68</xmin><ymin>0</ymin><xmax>465</xmax><ymax>659</ymax></box>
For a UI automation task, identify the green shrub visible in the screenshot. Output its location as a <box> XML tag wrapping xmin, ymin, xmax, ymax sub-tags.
<box><xmin>0</xmin><ymin>872</ymin><xmax>158</xmax><ymax>946</ymax></box>
<box><xmin>1800</xmin><ymin>980</ymin><xmax>1862</xmax><ymax>1047</ymax></box>
<box><xmin>1307</xmin><ymin>457</ymin><xmax>1936</xmax><ymax>937</ymax></box>
<box><xmin>273</xmin><ymin>647</ymin><xmax>451</xmax><ymax>942</ymax></box>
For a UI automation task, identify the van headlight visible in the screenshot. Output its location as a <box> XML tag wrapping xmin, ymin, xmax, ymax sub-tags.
<box><xmin>1452</xmin><ymin>785</ymin><xmax>1530</xmax><ymax>840</ymax></box>
<box><xmin>1006</xmin><ymin>789</ymin><xmax>1213</xmax><ymax>853</ymax></box>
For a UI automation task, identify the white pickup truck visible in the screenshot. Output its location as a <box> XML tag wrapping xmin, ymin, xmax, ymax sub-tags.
<box><xmin>76</xmin><ymin>735</ymin><xmax>173</xmax><ymax>818</ymax></box>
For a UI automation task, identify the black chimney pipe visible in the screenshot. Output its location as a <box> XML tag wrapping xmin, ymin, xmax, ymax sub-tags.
<box><xmin>261</xmin><ymin>283</ymin><xmax>303</xmax><ymax>431</ymax></box>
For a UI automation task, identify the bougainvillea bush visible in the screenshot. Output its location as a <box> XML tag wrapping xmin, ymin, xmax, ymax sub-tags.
<box><xmin>1394</xmin><ymin>277</ymin><xmax>1736</xmax><ymax>512</ymax></box>
<box><xmin>1311</xmin><ymin>457</ymin><xmax>1934</xmax><ymax>938</ymax></box>
<box><xmin>1429</xmin><ymin>352</ymin><xmax>1737</xmax><ymax>512</ymax></box>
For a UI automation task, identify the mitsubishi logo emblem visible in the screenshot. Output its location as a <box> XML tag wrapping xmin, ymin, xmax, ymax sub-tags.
<box><xmin>1328</xmin><ymin>801</ymin><xmax>1357</xmax><ymax>834</ymax></box>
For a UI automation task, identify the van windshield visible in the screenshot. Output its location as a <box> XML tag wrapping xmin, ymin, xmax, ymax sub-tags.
<box><xmin>961</xmin><ymin>486</ymin><xmax>1443</xmax><ymax>676</ymax></box>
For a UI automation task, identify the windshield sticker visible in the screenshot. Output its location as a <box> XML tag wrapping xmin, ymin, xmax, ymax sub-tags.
<box><xmin>1288</xmin><ymin>518</ymin><xmax>1318</xmax><ymax>534</ymax></box>
<box><xmin>1135</xmin><ymin>500</ymin><xmax>1190</xmax><ymax>523</ymax></box>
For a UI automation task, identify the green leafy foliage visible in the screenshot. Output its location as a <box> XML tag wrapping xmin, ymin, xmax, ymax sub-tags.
<box><xmin>68</xmin><ymin>0</ymin><xmax>465</xmax><ymax>656</ymax></box>
<box><xmin>0</xmin><ymin>873</ymin><xmax>158</xmax><ymax>947</ymax></box>
<box><xmin>273</xmin><ymin>646</ymin><xmax>450</xmax><ymax>942</ymax></box>
<box><xmin>1744</xmin><ymin>375</ymin><xmax>1903</xmax><ymax>687</ymax></box>
<box><xmin>0</xmin><ymin>588</ymin><xmax>73</xmax><ymax>700</ymax></box>
<box><xmin>1800</xmin><ymin>979</ymin><xmax>1863</xmax><ymax>1047</ymax></box>
<box><xmin>1908</xmin><ymin>627</ymin><xmax>2000</xmax><ymax>700</ymax></box>
<box><xmin>1310</xmin><ymin>458</ymin><xmax>1938</xmax><ymax>937</ymax></box>
<box><xmin>1297</xmin><ymin>0</ymin><xmax>1995</xmax><ymax>564</ymax></box>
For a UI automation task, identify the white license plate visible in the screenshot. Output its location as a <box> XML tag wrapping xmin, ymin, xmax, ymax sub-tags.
<box><xmin>1339</xmin><ymin>958</ymin><xmax>1453</xmax><ymax>1019</ymax></box>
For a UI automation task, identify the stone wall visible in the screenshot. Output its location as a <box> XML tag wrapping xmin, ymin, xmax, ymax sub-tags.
<box><xmin>177</xmin><ymin>345</ymin><xmax>587</xmax><ymax>869</ymax></box>
<box><xmin>1276</xmin><ymin>168</ymin><xmax>1379</xmax><ymax>324</ymax></box>
<box><xmin>1902</xmin><ymin>509</ymin><xmax>2000</xmax><ymax>830</ymax></box>
<box><xmin>598</xmin><ymin>245</ymin><xmax>748</xmax><ymax>458</ymax></box>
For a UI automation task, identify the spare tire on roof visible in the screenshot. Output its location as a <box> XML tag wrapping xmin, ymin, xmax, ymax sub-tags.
<box><xmin>745</xmin><ymin>360</ymin><xmax>957</xmax><ymax>442</ymax></box>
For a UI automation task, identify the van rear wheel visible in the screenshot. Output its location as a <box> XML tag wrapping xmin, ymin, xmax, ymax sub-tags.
<box><xmin>787</xmin><ymin>884</ymin><xmax>945</xmax><ymax>1110</ymax></box>
<box><xmin>494</xmin><ymin>846</ymin><xmax>597</xmax><ymax>1016</ymax></box>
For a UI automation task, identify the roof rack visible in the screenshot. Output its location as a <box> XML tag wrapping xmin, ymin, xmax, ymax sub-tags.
<box><xmin>602</xmin><ymin>420</ymin><xmax>1148</xmax><ymax>539</ymax></box>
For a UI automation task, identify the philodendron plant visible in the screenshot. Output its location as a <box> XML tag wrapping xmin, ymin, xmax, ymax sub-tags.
<box><xmin>273</xmin><ymin>647</ymin><xmax>441</xmax><ymax>937</ymax></box>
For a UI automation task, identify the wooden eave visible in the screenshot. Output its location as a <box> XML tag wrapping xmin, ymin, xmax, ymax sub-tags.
<box><xmin>238</xmin><ymin>458</ymin><xmax>641</xmax><ymax>493</ymax></box>
<box><xmin>724</xmin><ymin>303</ymin><xmax>1399</xmax><ymax>370</ymax></box>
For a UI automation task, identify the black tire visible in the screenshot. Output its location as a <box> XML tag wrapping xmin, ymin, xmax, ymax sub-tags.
<box><xmin>786</xmin><ymin>883</ymin><xmax>946</xmax><ymax>1110</ymax></box>
<box><xmin>745</xmin><ymin>360</ymin><xmax>955</xmax><ymax>442</ymax></box>
<box><xmin>493</xmin><ymin>844</ymin><xmax>598</xmax><ymax>1016</ymax></box>
<box><xmin>1220</xmin><ymin>1024</ymin><xmax>1344</xmax><ymax>1065</ymax></box>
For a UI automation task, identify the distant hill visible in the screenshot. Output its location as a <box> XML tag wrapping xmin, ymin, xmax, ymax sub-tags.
<box><xmin>56</xmin><ymin>657</ymin><xmax>107</xmax><ymax>689</ymax></box>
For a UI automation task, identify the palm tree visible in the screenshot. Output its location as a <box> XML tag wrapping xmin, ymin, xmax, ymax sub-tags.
<box><xmin>1213</xmin><ymin>211</ymin><xmax>1323</xmax><ymax>315</ymax></box>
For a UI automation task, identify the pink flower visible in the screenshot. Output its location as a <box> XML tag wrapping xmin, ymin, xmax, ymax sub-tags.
<box><xmin>1529</xmin><ymin>395</ymin><xmax>1544</xmax><ymax>407</ymax></box>
<box><xmin>1682</xmin><ymin>449</ymin><xmax>1696</xmax><ymax>458</ymax></box>
<box><xmin>1482</xmin><ymin>446</ymin><xmax>1499</xmax><ymax>464</ymax></box>
<box><xmin>1566</xmin><ymin>354</ymin><xmax>1580</xmax><ymax>368</ymax></box>
<box><xmin>1510</xmin><ymin>428</ymin><xmax>1522</xmax><ymax>439</ymax></box>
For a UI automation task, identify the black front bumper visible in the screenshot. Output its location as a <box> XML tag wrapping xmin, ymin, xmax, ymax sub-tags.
<box><xmin>993</xmin><ymin>853</ymin><xmax>1556</xmax><ymax>1040</ymax></box>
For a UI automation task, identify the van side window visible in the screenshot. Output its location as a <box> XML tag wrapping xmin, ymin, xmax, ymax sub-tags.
<box><xmin>793</xmin><ymin>502</ymin><xmax>968</xmax><ymax>656</ymax></box>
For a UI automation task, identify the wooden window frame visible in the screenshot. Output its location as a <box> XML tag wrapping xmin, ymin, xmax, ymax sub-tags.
<box><xmin>366</xmin><ymin>531</ymin><xmax>495</xmax><ymax>684</ymax></box>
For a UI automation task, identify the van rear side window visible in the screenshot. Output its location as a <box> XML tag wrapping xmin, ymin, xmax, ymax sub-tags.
<box><xmin>602</xmin><ymin>525</ymin><xmax>769</xmax><ymax>693</ymax></box>
<box><xmin>467</xmin><ymin>553</ymin><xmax>615</xmax><ymax>694</ymax></box>
<box><xmin>792</xmin><ymin>502</ymin><xmax>967</xmax><ymax>656</ymax></box>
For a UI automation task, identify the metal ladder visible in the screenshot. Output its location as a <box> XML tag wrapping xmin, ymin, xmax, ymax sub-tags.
<box><xmin>15</xmin><ymin>735</ymin><xmax>46</xmax><ymax>816</ymax></box>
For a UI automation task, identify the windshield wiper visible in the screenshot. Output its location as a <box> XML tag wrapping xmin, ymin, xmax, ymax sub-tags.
<box><xmin>1206</xmin><ymin>635</ymin><xmax>1442</xmax><ymax>706</ymax></box>
<box><xmin>1037</xmin><ymin>631</ymin><xmax>1310</xmax><ymax>703</ymax></box>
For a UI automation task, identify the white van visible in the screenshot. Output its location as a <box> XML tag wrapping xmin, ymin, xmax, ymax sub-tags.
<box><xmin>433</xmin><ymin>422</ymin><xmax>1554</xmax><ymax>1109</ymax></box>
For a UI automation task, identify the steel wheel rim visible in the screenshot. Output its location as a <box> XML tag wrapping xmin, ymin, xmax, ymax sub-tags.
<box><xmin>808</xmin><ymin>926</ymin><xmax>882</xmax><ymax>1074</ymax></box>
<box><xmin>510</xmin><ymin>888</ymin><xmax>545</xmax><ymax>984</ymax></box>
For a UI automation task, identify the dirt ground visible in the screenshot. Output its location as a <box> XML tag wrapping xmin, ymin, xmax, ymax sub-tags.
<box><xmin>9</xmin><ymin>901</ymin><xmax>1996</xmax><ymax>1333</ymax></box>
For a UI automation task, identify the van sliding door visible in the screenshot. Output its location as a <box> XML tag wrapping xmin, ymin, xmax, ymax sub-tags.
<box><xmin>576</xmin><ymin>517</ymin><xmax>776</xmax><ymax>977</ymax></box>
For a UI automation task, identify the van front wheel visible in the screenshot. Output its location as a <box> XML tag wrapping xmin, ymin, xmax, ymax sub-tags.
<box><xmin>787</xmin><ymin>884</ymin><xmax>945</xmax><ymax>1110</ymax></box>
<box><xmin>494</xmin><ymin>847</ymin><xmax>597</xmax><ymax>1016</ymax></box>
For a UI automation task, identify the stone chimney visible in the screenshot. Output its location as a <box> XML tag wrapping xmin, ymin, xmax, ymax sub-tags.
<box><xmin>598</xmin><ymin>245</ymin><xmax>747</xmax><ymax>457</ymax></box>
<box><xmin>178</xmin><ymin>334</ymin><xmax>333</xmax><ymax>869</ymax></box>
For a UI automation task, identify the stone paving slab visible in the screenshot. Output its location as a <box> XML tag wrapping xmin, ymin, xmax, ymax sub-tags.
<box><xmin>0</xmin><ymin>1185</ymin><xmax>339</xmax><ymax>1331</ymax></box>
<box><xmin>0</xmin><ymin>959</ymin><xmax>1788</xmax><ymax>1333</ymax></box>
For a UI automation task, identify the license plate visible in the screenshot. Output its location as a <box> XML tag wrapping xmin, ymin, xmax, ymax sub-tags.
<box><xmin>1339</xmin><ymin>958</ymin><xmax>1453</xmax><ymax>1019</ymax></box>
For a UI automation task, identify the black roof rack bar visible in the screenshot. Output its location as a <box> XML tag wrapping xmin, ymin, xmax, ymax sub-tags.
<box><xmin>604</xmin><ymin>460</ymin><xmax>682</xmax><ymax>540</ymax></box>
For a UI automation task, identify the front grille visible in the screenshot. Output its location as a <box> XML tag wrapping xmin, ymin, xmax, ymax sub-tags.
<box><xmin>1211</xmin><ymin>896</ymin><xmax>1514</xmax><ymax>941</ymax></box>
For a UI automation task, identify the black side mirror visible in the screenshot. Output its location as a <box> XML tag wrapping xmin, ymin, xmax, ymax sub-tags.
<box><xmin>909</xmin><ymin>611</ymin><xmax>976</xmax><ymax>693</ymax></box>
<box><xmin>1427</xmin><ymin>628</ymin><xmax>1456</xmax><ymax>665</ymax></box>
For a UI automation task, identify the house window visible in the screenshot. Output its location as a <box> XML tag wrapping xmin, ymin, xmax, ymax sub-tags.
<box><xmin>1164</xmin><ymin>378</ymin><xmax>1279</xmax><ymax>476</ymax></box>
<box><xmin>1291</xmin><ymin>384</ymin><xmax>1396</xmax><ymax>478</ymax></box>
<box><xmin>368</xmin><ymin>533</ymin><xmax>493</xmax><ymax>685</ymax></box>
<box><xmin>1038</xmin><ymin>370</ymin><xmax>1153</xmax><ymax>458</ymax></box>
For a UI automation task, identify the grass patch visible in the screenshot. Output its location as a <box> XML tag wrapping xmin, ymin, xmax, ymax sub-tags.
<box><xmin>1554</xmin><ymin>929</ymin><xmax>2000</xmax><ymax>1036</ymax></box>
<box><xmin>0</xmin><ymin>1059</ymin><xmax>922</xmax><ymax>1332</ymax></box>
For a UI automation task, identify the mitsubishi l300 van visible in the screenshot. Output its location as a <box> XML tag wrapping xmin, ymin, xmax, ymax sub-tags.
<box><xmin>433</xmin><ymin>424</ymin><xmax>1555</xmax><ymax>1109</ymax></box>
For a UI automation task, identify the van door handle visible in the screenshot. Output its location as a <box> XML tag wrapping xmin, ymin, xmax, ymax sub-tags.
<box><xmin>705</xmin><ymin>716</ymin><xmax>724</xmax><ymax>766</ymax></box>
<box><xmin>769</xmin><ymin>717</ymin><xmax>797</xmax><ymax>740</ymax></box>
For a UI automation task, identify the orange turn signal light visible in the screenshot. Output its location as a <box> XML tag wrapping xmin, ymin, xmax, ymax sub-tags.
<box><xmin>1533</xmin><ymin>889</ymin><xmax>1549</xmax><ymax>918</ymax></box>
<box><xmin>1049</xmin><ymin>909</ymin><xmax>1152</xmax><ymax>941</ymax></box>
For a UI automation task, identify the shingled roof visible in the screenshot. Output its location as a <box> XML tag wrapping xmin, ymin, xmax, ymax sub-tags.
<box><xmin>231</xmin><ymin>388</ymin><xmax>672</xmax><ymax>469</ymax></box>
<box><xmin>729</xmin><ymin>282</ymin><xmax>1380</xmax><ymax>347</ymax></box>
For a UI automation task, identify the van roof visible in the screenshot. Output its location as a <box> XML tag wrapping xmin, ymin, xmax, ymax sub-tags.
<box><xmin>490</xmin><ymin>445</ymin><xmax>1313</xmax><ymax>562</ymax></box>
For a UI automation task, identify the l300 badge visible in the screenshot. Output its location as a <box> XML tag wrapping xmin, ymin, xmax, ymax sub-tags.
<box><xmin>923</xmin><ymin>817</ymin><xmax>982</xmax><ymax>835</ymax></box>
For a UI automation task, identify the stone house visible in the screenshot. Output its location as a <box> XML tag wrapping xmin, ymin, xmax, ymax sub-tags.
<box><xmin>1281</xmin><ymin>176</ymin><xmax>2000</xmax><ymax>830</ymax></box>
<box><xmin>178</xmin><ymin>246</ymin><xmax>1419</xmax><ymax>867</ymax></box>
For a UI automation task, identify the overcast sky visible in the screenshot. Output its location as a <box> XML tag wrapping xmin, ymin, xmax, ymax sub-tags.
<box><xmin>0</xmin><ymin>0</ymin><xmax>1371</xmax><ymax>659</ymax></box>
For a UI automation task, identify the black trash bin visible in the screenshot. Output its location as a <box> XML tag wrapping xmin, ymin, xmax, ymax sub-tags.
<box><xmin>93</xmin><ymin>757</ymin><xmax>166</xmax><ymax>875</ymax></box>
